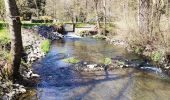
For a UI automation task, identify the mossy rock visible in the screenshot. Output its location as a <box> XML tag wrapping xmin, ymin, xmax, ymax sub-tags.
<box><xmin>63</xmin><ymin>57</ymin><xmax>80</xmax><ymax>64</ymax></box>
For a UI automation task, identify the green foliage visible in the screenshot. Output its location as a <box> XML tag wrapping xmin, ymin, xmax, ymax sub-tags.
<box><xmin>0</xmin><ymin>22</ymin><xmax>7</xmax><ymax>30</ymax></box>
<box><xmin>63</xmin><ymin>57</ymin><xmax>80</xmax><ymax>64</ymax></box>
<box><xmin>0</xmin><ymin>28</ymin><xmax>10</xmax><ymax>46</ymax></box>
<box><xmin>151</xmin><ymin>52</ymin><xmax>161</xmax><ymax>62</ymax></box>
<box><xmin>41</xmin><ymin>40</ymin><xmax>50</xmax><ymax>53</ymax></box>
<box><xmin>102</xmin><ymin>57</ymin><xmax>112</xmax><ymax>65</ymax></box>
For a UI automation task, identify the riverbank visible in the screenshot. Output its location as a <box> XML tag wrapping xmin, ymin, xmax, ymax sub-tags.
<box><xmin>0</xmin><ymin>25</ymin><xmax>65</xmax><ymax>99</ymax></box>
<box><xmin>18</xmin><ymin>35</ymin><xmax>170</xmax><ymax>100</ymax></box>
<box><xmin>0</xmin><ymin>24</ymin><xmax>168</xmax><ymax>99</ymax></box>
<box><xmin>0</xmin><ymin>28</ymin><xmax>47</xmax><ymax>99</ymax></box>
<box><xmin>74</xmin><ymin>26</ymin><xmax>170</xmax><ymax>74</ymax></box>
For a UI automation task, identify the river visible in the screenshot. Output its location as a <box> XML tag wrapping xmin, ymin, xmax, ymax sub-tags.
<box><xmin>19</xmin><ymin>35</ymin><xmax>170</xmax><ymax>100</ymax></box>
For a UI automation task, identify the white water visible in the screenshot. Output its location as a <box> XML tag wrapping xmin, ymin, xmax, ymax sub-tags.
<box><xmin>65</xmin><ymin>32</ymin><xmax>82</xmax><ymax>38</ymax></box>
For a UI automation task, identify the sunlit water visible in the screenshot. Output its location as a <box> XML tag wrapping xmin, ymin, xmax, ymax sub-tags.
<box><xmin>19</xmin><ymin>36</ymin><xmax>170</xmax><ymax>100</ymax></box>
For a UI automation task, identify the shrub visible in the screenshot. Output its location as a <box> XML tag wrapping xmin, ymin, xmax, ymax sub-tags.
<box><xmin>102</xmin><ymin>57</ymin><xmax>112</xmax><ymax>65</ymax></box>
<box><xmin>151</xmin><ymin>51</ymin><xmax>161</xmax><ymax>62</ymax></box>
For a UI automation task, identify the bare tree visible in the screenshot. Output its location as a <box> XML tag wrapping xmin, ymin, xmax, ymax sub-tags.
<box><xmin>139</xmin><ymin>0</ymin><xmax>165</xmax><ymax>35</ymax></box>
<box><xmin>168</xmin><ymin>0</ymin><xmax>170</xmax><ymax>31</ymax></box>
<box><xmin>4</xmin><ymin>0</ymin><xmax>24</xmax><ymax>81</ymax></box>
<box><xmin>103</xmin><ymin>0</ymin><xmax>107</xmax><ymax>35</ymax></box>
<box><xmin>139</xmin><ymin>0</ymin><xmax>150</xmax><ymax>35</ymax></box>
<box><xmin>94</xmin><ymin>0</ymin><xmax>101</xmax><ymax>34</ymax></box>
<box><xmin>150</xmin><ymin>0</ymin><xmax>165</xmax><ymax>36</ymax></box>
<box><xmin>33</xmin><ymin>0</ymin><xmax>39</xmax><ymax>18</ymax></box>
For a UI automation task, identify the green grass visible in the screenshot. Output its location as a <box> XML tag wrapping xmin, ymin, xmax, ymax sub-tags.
<box><xmin>22</xmin><ymin>23</ymin><xmax>52</xmax><ymax>29</ymax></box>
<box><xmin>41</xmin><ymin>40</ymin><xmax>50</xmax><ymax>53</ymax></box>
<box><xmin>75</xmin><ymin>23</ymin><xmax>89</xmax><ymax>28</ymax></box>
<box><xmin>0</xmin><ymin>28</ymin><xmax>10</xmax><ymax>46</ymax></box>
<box><xmin>0</xmin><ymin>22</ymin><xmax>7</xmax><ymax>30</ymax></box>
<box><xmin>0</xmin><ymin>21</ymin><xmax>53</xmax><ymax>29</ymax></box>
<box><xmin>63</xmin><ymin>57</ymin><xmax>80</xmax><ymax>64</ymax></box>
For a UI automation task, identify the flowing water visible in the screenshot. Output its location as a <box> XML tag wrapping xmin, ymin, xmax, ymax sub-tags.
<box><xmin>19</xmin><ymin>35</ymin><xmax>170</xmax><ymax>100</ymax></box>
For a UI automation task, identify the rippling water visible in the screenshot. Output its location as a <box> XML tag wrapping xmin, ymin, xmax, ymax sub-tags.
<box><xmin>19</xmin><ymin>37</ymin><xmax>170</xmax><ymax>100</ymax></box>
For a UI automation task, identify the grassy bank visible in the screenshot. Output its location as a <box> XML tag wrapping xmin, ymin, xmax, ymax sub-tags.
<box><xmin>0</xmin><ymin>22</ymin><xmax>53</xmax><ymax>56</ymax></box>
<box><xmin>41</xmin><ymin>40</ymin><xmax>51</xmax><ymax>53</ymax></box>
<box><xmin>115</xmin><ymin>15</ymin><xmax>170</xmax><ymax>70</ymax></box>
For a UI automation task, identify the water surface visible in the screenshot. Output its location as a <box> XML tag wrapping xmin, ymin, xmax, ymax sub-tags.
<box><xmin>19</xmin><ymin>37</ymin><xmax>170</xmax><ymax>100</ymax></box>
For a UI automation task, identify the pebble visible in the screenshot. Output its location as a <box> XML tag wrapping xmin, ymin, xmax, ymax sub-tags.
<box><xmin>87</xmin><ymin>64</ymin><xmax>97</xmax><ymax>69</ymax></box>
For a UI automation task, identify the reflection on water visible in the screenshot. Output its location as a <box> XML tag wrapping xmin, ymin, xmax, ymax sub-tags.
<box><xmin>19</xmin><ymin>38</ymin><xmax>170</xmax><ymax>100</ymax></box>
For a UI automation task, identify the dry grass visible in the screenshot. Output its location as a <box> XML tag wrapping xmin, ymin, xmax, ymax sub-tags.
<box><xmin>124</xmin><ymin>15</ymin><xmax>170</xmax><ymax>64</ymax></box>
<box><xmin>108</xmin><ymin>5</ymin><xmax>170</xmax><ymax>64</ymax></box>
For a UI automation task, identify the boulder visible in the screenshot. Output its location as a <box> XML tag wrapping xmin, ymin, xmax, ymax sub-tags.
<box><xmin>36</xmin><ymin>25</ymin><xmax>65</xmax><ymax>40</ymax></box>
<box><xmin>87</xmin><ymin>64</ymin><xmax>97</xmax><ymax>69</ymax></box>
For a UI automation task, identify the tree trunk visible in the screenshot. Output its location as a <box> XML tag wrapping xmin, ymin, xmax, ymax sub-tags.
<box><xmin>123</xmin><ymin>0</ymin><xmax>129</xmax><ymax>27</ymax></box>
<box><xmin>34</xmin><ymin>0</ymin><xmax>39</xmax><ymax>19</ymax></box>
<box><xmin>4</xmin><ymin>0</ymin><xmax>23</xmax><ymax>82</ymax></box>
<box><xmin>108</xmin><ymin>0</ymin><xmax>112</xmax><ymax>24</ymax></box>
<box><xmin>139</xmin><ymin>0</ymin><xmax>150</xmax><ymax>34</ymax></box>
<box><xmin>94</xmin><ymin>0</ymin><xmax>101</xmax><ymax>34</ymax></box>
<box><xmin>103</xmin><ymin>0</ymin><xmax>107</xmax><ymax>35</ymax></box>
<box><xmin>139</xmin><ymin>0</ymin><xmax>165</xmax><ymax>36</ymax></box>
<box><xmin>168</xmin><ymin>0</ymin><xmax>170</xmax><ymax>31</ymax></box>
<box><xmin>150</xmin><ymin>0</ymin><xmax>164</xmax><ymax>36</ymax></box>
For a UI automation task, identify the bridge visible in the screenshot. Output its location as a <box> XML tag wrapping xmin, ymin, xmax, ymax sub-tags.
<box><xmin>64</xmin><ymin>23</ymin><xmax>96</xmax><ymax>34</ymax></box>
<box><xmin>64</xmin><ymin>23</ymin><xmax>75</xmax><ymax>32</ymax></box>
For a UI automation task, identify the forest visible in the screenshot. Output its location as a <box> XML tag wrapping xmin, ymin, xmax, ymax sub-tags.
<box><xmin>0</xmin><ymin>0</ymin><xmax>170</xmax><ymax>100</ymax></box>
